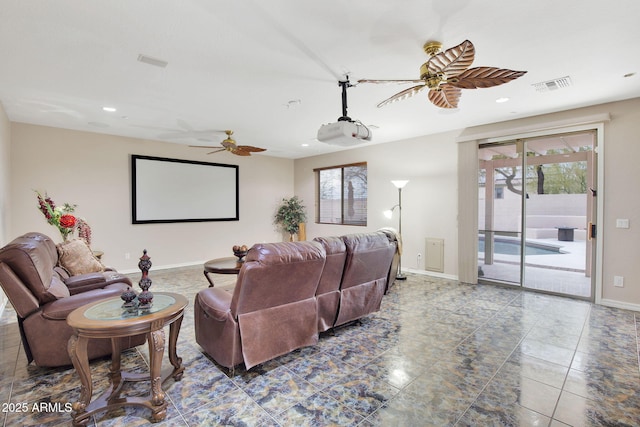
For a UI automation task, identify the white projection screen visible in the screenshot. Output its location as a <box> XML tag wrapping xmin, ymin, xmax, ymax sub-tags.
<box><xmin>131</xmin><ymin>155</ymin><xmax>239</xmax><ymax>223</ymax></box>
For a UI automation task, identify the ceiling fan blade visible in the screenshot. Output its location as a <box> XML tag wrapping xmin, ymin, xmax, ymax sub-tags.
<box><xmin>376</xmin><ymin>84</ymin><xmax>427</xmax><ymax>108</ymax></box>
<box><xmin>206</xmin><ymin>148</ymin><xmax>227</xmax><ymax>155</ymax></box>
<box><xmin>358</xmin><ymin>79</ymin><xmax>425</xmax><ymax>85</ymax></box>
<box><xmin>236</xmin><ymin>145</ymin><xmax>266</xmax><ymax>153</ymax></box>
<box><xmin>428</xmin><ymin>84</ymin><xmax>462</xmax><ymax>109</ymax></box>
<box><xmin>448</xmin><ymin>67</ymin><xmax>527</xmax><ymax>89</ymax></box>
<box><xmin>230</xmin><ymin>149</ymin><xmax>252</xmax><ymax>156</ymax></box>
<box><xmin>427</xmin><ymin>39</ymin><xmax>475</xmax><ymax>77</ymax></box>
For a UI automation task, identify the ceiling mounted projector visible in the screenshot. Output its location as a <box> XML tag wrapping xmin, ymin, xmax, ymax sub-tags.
<box><xmin>317</xmin><ymin>121</ymin><xmax>372</xmax><ymax>146</ymax></box>
<box><xmin>317</xmin><ymin>78</ymin><xmax>372</xmax><ymax>146</ymax></box>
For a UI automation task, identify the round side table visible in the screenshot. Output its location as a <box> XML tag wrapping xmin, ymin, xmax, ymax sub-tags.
<box><xmin>203</xmin><ymin>256</ymin><xmax>243</xmax><ymax>287</ymax></box>
<box><xmin>66</xmin><ymin>292</ymin><xmax>187</xmax><ymax>426</ymax></box>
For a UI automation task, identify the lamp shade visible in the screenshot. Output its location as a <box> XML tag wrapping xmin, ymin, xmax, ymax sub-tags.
<box><xmin>391</xmin><ymin>180</ymin><xmax>409</xmax><ymax>189</ymax></box>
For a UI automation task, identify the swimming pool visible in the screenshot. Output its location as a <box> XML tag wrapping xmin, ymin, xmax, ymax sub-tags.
<box><xmin>478</xmin><ymin>237</ymin><xmax>562</xmax><ymax>256</ymax></box>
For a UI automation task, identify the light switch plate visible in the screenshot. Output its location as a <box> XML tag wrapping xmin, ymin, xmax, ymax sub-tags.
<box><xmin>616</xmin><ymin>219</ymin><xmax>630</xmax><ymax>229</ymax></box>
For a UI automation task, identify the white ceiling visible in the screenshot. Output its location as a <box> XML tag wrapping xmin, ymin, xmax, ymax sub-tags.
<box><xmin>1</xmin><ymin>0</ymin><xmax>639</xmax><ymax>159</ymax></box>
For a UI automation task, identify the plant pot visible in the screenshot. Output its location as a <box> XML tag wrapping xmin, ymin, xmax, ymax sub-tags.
<box><xmin>298</xmin><ymin>223</ymin><xmax>306</xmax><ymax>241</ymax></box>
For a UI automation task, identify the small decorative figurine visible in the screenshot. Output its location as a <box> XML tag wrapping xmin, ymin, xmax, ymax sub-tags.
<box><xmin>137</xmin><ymin>249</ymin><xmax>154</xmax><ymax>309</ymax></box>
<box><xmin>120</xmin><ymin>286</ymin><xmax>137</xmax><ymax>308</ymax></box>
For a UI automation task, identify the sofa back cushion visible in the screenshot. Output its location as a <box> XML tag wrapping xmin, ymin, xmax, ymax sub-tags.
<box><xmin>312</xmin><ymin>236</ymin><xmax>347</xmax><ymax>296</ymax></box>
<box><xmin>230</xmin><ymin>241</ymin><xmax>325</xmax><ymax>315</ymax></box>
<box><xmin>0</xmin><ymin>232</ymin><xmax>69</xmax><ymax>304</ymax></box>
<box><xmin>341</xmin><ymin>232</ymin><xmax>396</xmax><ymax>289</ymax></box>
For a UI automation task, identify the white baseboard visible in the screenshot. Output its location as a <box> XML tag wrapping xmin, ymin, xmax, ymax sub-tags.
<box><xmin>119</xmin><ymin>261</ymin><xmax>204</xmax><ymax>275</ymax></box>
<box><xmin>405</xmin><ymin>268</ymin><xmax>458</xmax><ymax>281</ymax></box>
<box><xmin>598</xmin><ymin>298</ymin><xmax>640</xmax><ymax>313</ymax></box>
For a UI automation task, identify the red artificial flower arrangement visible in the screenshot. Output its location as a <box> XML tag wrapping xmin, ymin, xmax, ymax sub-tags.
<box><xmin>35</xmin><ymin>191</ymin><xmax>92</xmax><ymax>244</ymax></box>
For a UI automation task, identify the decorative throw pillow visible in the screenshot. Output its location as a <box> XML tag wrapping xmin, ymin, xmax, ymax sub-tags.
<box><xmin>57</xmin><ymin>239</ymin><xmax>105</xmax><ymax>276</ymax></box>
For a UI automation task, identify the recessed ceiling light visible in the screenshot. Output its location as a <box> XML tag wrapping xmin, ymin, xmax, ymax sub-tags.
<box><xmin>496</xmin><ymin>97</ymin><xmax>510</xmax><ymax>103</ymax></box>
<box><xmin>301</xmin><ymin>143</ymin><xmax>309</xmax><ymax>147</ymax></box>
<box><xmin>102</xmin><ymin>106</ymin><xmax>117</xmax><ymax>112</ymax></box>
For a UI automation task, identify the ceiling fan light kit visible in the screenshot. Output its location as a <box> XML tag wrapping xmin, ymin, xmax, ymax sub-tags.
<box><xmin>359</xmin><ymin>39</ymin><xmax>527</xmax><ymax>109</ymax></box>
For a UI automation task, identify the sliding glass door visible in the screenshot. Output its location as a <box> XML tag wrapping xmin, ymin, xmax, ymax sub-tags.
<box><xmin>478</xmin><ymin>141</ymin><xmax>524</xmax><ymax>284</ymax></box>
<box><xmin>477</xmin><ymin>131</ymin><xmax>596</xmax><ymax>300</ymax></box>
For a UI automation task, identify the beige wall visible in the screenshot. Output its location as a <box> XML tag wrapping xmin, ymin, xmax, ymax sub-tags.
<box><xmin>0</xmin><ymin>103</ymin><xmax>9</xmax><ymax>310</ymax></box>
<box><xmin>9</xmin><ymin>124</ymin><xmax>294</xmax><ymax>272</ymax></box>
<box><xmin>295</xmin><ymin>130</ymin><xmax>460</xmax><ymax>277</ymax></box>
<box><xmin>0</xmin><ymin>103</ymin><xmax>9</xmax><ymax>246</ymax></box>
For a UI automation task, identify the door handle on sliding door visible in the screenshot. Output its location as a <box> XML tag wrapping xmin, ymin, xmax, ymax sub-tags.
<box><xmin>588</xmin><ymin>222</ymin><xmax>596</xmax><ymax>240</ymax></box>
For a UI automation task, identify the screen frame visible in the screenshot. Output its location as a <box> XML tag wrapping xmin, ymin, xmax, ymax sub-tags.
<box><xmin>131</xmin><ymin>154</ymin><xmax>239</xmax><ymax>224</ymax></box>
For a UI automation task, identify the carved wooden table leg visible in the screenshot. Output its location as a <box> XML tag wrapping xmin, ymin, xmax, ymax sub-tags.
<box><xmin>108</xmin><ymin>337</ymin><xmax>123</xmax><ymax>398</ymax></box>
<box><xmin>68</xmin><ymin>334</ymin><xmax>92</xmax><ymax>427</ymax></box>
<box><xmin>168</xmin><ymin>314</ymin><xmax>184</xmax><ymax>380</ymax></box>
<box><xmin>148</xmin><ymin>328</ymin><xmax>167</xmax><ymax>422</ymax></box>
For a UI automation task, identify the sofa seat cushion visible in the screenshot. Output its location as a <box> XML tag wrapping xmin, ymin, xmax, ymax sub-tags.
<box><xmin>41</xmin><ymin>283</ymin><xmax>129</xmax><ymax>321</ymax></box>
<box><xmin>57</xmin><ymin>239</ymin><xmax>105</xmax><ymax>276</ymax></box>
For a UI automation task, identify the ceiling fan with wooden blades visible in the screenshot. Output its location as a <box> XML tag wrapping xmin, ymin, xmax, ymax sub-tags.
<box><xmin>189</xmin><ymin>130</ymin><xmax>266</xmax><ymax>156</ymax></box>
<box><xmin>358</xmin><ymin>39</ymin><xmax>527</xmax><ymax>109</ymax></box>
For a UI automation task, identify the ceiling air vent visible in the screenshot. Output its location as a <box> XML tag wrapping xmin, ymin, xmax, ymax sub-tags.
<box><xmin>532</xmin><ymin>76</ymin><xmax>572</xmax><ymax>93</ymax></box>
<box><xmin>137</xmin><ymin>54</ymin><xmax>168</xmax><ymax>68</ymax></box>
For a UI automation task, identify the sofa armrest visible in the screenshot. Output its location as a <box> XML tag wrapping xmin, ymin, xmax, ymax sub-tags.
<box><xmin>64</xmin><ymin>273</ymin><xmax>107</xmax><ymax>294</ymax></box>
<box><xmin>65</xmin><ymin>272</ymin><xmax>132</xmax><ymax>295</ymax></box>
<box><xmin>42</xmin><ymin>283</ymin><xmax>130</xmax><ymax>320</ymax></box>
<box><xmin>196</xmin><ymin>288</ymin><xmax>233</xmax><ymax>321</ymax></box>
<box><xmin>0</xmin><ymin>262</ymin><xmax>40</xmax><ymax>319</ymax></box>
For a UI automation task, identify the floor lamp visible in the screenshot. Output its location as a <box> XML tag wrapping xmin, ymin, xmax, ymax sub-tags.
<box><xmin>384</xmin><ymin>180</ymin><xmax>409</xmax><ymax>280</ymax></box>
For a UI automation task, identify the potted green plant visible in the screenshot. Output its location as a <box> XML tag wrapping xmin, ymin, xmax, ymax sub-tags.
<box><xmin>274</xmin><ymin>196</ymin><xmax>307</xmax><ymax>241</ymax></box>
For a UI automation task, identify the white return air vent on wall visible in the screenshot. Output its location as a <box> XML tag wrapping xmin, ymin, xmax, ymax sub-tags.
<box><xmin>425</xmin><ymin>238</ymin><xmax>444</xmax><ymax>273</ymax></box>
<box><xmin>532</xmin><ymin>76</ymin><xmax>572</xmax><ymax>93</ymax></box>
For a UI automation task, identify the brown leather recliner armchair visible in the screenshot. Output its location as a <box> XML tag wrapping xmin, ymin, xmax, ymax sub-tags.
<box><xmin>194</xmin><ymin>241</ymin><xmax>326</xmax><ymax>369</ymax></box>
<box><xmin>334</xmin><ymin>232</ymin><xmax>396</xmax><ymax>327</ymax></box>
<box><xmin>0</xmin><ymin>232</ymin><xmax>144</xmax><ymax>367</ymax></box>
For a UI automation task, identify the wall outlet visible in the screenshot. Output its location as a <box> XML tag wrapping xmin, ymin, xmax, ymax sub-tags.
<box><xmin>614</xmin><ymin>276</ymin><xmax>624</xmax><ymax>287</ymax></box>
<box><xmin>125</xmin><ymin>252</ymin><xmax>130</xmax><ymax>260</ymax></box>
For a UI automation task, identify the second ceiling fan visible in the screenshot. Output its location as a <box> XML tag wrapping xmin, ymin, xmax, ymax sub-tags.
<box><xmin>190</xmin><ymin>130</ymin><xmax>266</xmax><ymax>156</ymax></box>
<box><xmin>358</xmin><ymin>39</ymin><xmax>527</xmax><ymax>109</ymax></box>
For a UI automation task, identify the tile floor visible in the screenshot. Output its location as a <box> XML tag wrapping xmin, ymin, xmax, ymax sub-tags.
<box><xmin>1</xmin><ymin>265</ymin><xmax>639</xmax><ymax>426</ymax></box>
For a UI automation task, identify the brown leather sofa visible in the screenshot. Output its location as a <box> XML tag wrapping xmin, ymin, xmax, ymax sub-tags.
<box><xmin>0</xmin><ymin>232</ymin><xmax>144</xmax><ymax>367</ymax></box>
<box><xmin>195</xmin><ymin>241</ymin><xmax>326</xmax><ymax>369</ymax></box>
<box><xmin>195</xmin><ymin>232</ymin><xmax>397</xmax><ymax>369</ymax></box>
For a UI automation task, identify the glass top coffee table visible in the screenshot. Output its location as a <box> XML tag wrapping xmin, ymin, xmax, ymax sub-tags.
<box><xmin>66</xmin><ymin>292</ymin><xmax>188</xmax><ymax>426</ymax></box>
